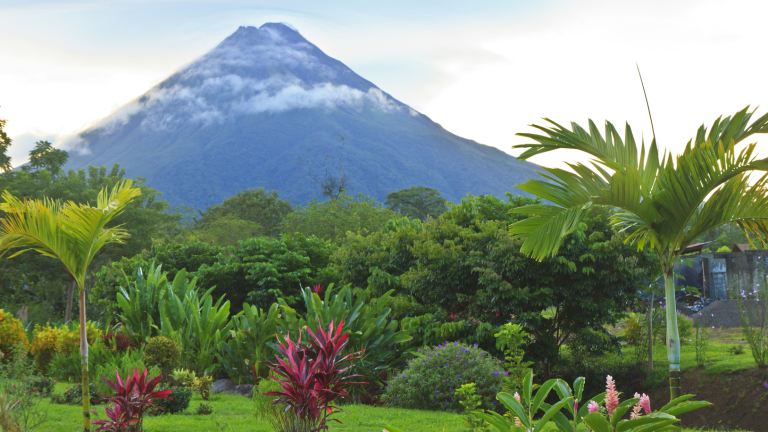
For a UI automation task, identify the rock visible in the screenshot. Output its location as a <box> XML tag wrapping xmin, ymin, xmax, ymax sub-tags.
<box><xmin>234</xmin><ymin>384</ymin><xmax>254</xmax><ymax>397</ymax></box>
<box><xmin>211</xmin><ymin>379</ymin><xmax>236</xmax><ymax>394</ymax></box>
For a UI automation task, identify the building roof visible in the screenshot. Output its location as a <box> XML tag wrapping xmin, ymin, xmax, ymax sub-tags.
<box><xmin>732</xmin><ymin>243</ymin><xmax>750</xmax><ymax>253</ymax></box>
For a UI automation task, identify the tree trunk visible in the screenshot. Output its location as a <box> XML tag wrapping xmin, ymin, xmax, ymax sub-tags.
<box><xmin>664</xmin><ymin>272</ymin><xmax>681</xmax><ymax>431</ymax></box>
<box><xmin>79</xmin><ymin>288</ymin><xmax>91</xmax><ymax>432</ymax></box>
<box><xmin>648</xmin><ymin>291</ymin><xmax>654</xmax><ymax>375</ymax></box>
<box><xmin>65</xmin><ymin>279</ymin><xmax>75</xmax><ymax>323</ymax></box>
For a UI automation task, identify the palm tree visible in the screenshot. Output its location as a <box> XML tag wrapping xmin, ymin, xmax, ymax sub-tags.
<box><xmin>0</xmin><ymin>180</ymin><xmax>141</xmax><ymax>432</ymax></box>
<box><xmin>508</xmin><ymin>106</ymin><xmax>768</xmax><ymax>403</ymax></box>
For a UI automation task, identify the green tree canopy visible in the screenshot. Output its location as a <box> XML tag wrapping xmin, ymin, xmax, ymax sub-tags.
<box><xmin>281</xmin><ymin>192</ymin><xmax>397</xmax><ymax>243</ymax></box>
<box><xmin>0</xmin><ymin>112</ymin><xmax>11</xmax><ymax>173</ymax></box>
<box><xmin>23</xmin><ymin>140</ymin><xmax>69</xmax><ymax>175</ymax></box>
<box><xmin>197</xmin><ymin>187</ymin><xmax>292</xmax><ymax>237</ymax></box>
<box><xmin>334</xmin><ymin>193</ymin><xmax>658</xmax><ymax>362</ymax></box>
<box><xmin>385</xmin><ymin>186</ymin><xmax>448</xmax><ymax>220</ymax></box>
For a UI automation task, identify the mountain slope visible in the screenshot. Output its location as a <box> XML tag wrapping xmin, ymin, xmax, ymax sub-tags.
<box><xmin>63</xmin><ymin>23</ymin><xmax>540</xmax><ymax>208</ymax></box>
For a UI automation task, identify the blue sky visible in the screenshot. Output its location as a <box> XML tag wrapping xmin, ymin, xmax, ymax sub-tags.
<box><xmin>2</xmin><ymin>0</ymin><xmax>767</xmax><ymax>168</ymax></box>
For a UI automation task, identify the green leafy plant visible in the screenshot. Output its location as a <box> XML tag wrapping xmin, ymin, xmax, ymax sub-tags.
<box><xmin>276</xmin><ymin>284</ymin><xmax>412</xmax><ymax>402</ymax></box>
<box><xmin>192</xmin><ymin>375</ymin><xmax>213</xmax><ymax>400</ymax></box>
<box><xmin>196</xmin><ymin>402</ymin><xmax>214</xmax><ymax>415</ymax></box>
<box><xmin>727</xmin><ymin>344</ymin><xmax>745</xmax><ymax>355</ymax></box>
<box><xmin>473</xmin><ymin>371</ymin><xmax>573</xmax><ymax>432</ymax></box>
<box><xmin>382</xmin><ymin>342</ymin><xmax>505</xmax><ymax>412</ymax></box>
<box><xmin>115</xmin><ymin>264</ymin><xmax>171</xmax><ymax>343</ymax></box>
<box><xmin>622</xmin><ymin>314</ymin><xmax>644</xmax><ymax>346</ymax></box>
<box><xmin>694</xmin><ymin>319</ymin><xmax>710</xmax><ymax>368</ymax></box>
<box><xmin>738</xmin><ymin>284</ymin><xmax>768</xmax><ymax>368</ymax></box>
<box><xmin>151</xmin><ymin>386</ymin><xmax>191</xmax><ymax>415</ymax></box>
<box><xmin>218</xmin><ymin>303</ymin><xmax>280</xmax><ymax>384</ymax></box>
<box><xmin>456</xmin><ymin>383</ymin><xmax>490</xmax><ymax>432</ymax></box>
<box><xmin>170</xmin><ymin>368</ymin><xmax>196</xmax><ymax>388</ymax></box>
<box><xmin>143</xmin><ymin>336</ymin><xmax>181</xmax><ymax>377</ymax></box>
<box><xmin>494</xmin><ymin>323</ymin><xmax>533</xmax><ymax>394</ymax></box>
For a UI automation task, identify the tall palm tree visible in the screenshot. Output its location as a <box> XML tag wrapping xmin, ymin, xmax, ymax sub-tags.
<box><xmin>0</xmin><ymin>180</ymin><xmax>141</xmax><ymax>432</ymax></box>
<box><xmin>508</xmin><ymin>106</ymin><xmax>768</xmax><ymax>403</ymax></box>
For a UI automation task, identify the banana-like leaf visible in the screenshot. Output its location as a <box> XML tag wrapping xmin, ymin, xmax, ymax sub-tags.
<box><xmin>662</xmin><ymin>400</ymin><xmax>712</xmax><ymax>417</ymax></box>
<box><xmin>473</xmin><ymin>411</ymin><xmax>513</xmax><ymax>432</ymax></box>
<box><xmin>496</xmin><ymin>392</ymin><xmax>530</xmax><ymax>429</ymax></box>
<box><xmin>532</xmin><ymin>397</ymin><xmax>573</xmax><ymax>432</ymax></box>
<box><xmin>616</xmin><ymin>412</ymin><xmax>678</xmax><ymax>432</ymax></box>
<box><xmin>583</xmin><ymin>412</ymin><xmax>612</xmax><ymax>432</ymax></box>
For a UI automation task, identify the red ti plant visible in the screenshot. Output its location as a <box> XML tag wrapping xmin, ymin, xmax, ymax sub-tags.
<box><xmin>312</xmin><ymin>284</ymin><xmax>326</xmax><ymax>296</ymax></box>
<box><xmin>265</xmin><ymin>320</ymin><xmax>366</xmax><ymax>431</ymax></box>
<box><xmin>92</xmin><ymin>368</ymin><xmax>173</xmax><ymax>432</ymax></box>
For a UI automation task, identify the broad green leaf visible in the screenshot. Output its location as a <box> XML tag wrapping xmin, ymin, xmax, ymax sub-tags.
<box><xmin>583</xmin><ymin>412</ymin><xmax>611</xmax><ymax>432</ymax></box>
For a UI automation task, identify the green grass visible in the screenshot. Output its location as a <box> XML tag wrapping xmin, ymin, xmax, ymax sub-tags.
<box><xmin>39</xmin><ymin>384</ymin><xmax>469</xmax><ymax>432</ymax></box>
<box><xmin>35</xmin><ymin>383</ymin><xmax>744</xmax><ymax>432</ymax></box>
<box><xmin>612</xmin><ymin>320</ymin><xmax>760</xmax><ymax>375</ymax></box>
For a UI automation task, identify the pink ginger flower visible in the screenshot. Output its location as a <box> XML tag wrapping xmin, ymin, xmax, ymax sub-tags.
<box><xmin>513</xmin><ymin>392</ymin><xmax>523</xmax><ymax>427</ymax></box>
<box><xmin>588</xmin><ymin>400</ymin><xmax>600</xmax><ymax>414</ymax></box>
<box><xmin>630</xmin><ymin>393</ymin><xmax>643</xmax><ymax>420</ymax></box>
<box><xmin>640</xmin><ymin>393</ymin><xmax>651</xmax><ymax>414</ymax></box>
<box><xmin>574</xmin><ymin>399</ymin><xmax>578</xmax><ymax>413</ymax></box>
<box><xmin>605</xmin><ymin>375</ymin><xmax>619</xmax><ymax>417</ymax></box>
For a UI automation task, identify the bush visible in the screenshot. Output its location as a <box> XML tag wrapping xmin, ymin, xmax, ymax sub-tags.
<box><xmin>196</xmin><ymin>402</ymin><xmax>214</xmax><ymax>415</ymax></box>
<box><xmin>29</xmin><ymin>325</ymin><xmax>65</xmax><ymax>373</ymax></box>
<box><xmin>382</xmin><ymin>342</ymin><xmax>505</xmax><ymax>412</ymax></box>
<box><xmin>56</xmin><ymin>382</ymin><xmax>101</xmax><ymax>406</ymax></box>
<box><xmin>23</xmin><ymin>376</ymin><xmax>55</xmax><ymax>397</ymax></box>
<box><xmin>192</xmin><ymin>375</ymin><xmax>213</xmax><ymax>400</ymax></box>
<box><xmin>53</xmin><ymin>322</ymin><xmax>102</xmax><ymax>354</ymax></box>
<box><xmin>143</xmin><ymin>336</ymin><xmax>181</xmax><ymax>376</ymax></box>
<box><xmin>623</xmin><ymin>313</ymin><xmax>644</xmax><ymax>345</ymax></box>
<box><xmin>552</xmin><ymin>355</ymin><xmax>645</xmax><ymax>402</ymax></box>
<box><xmin>100</xmin><ymin>330</ymin><xmax>136</xmax><ymax>352</ymax></box>
<box><xmin>254</xmin><ymin>376</ymin><xmax>282</xmax><ymax>420</ymax></box>
<box><xmin>0</xmin><ymin>309</ymin><xmax>29</xmax><ymax>362</ymax></box>
<box><xmin>151</xmin><ymin>386</ymin><xmax>191</xmax><ymax>415</ymax></box>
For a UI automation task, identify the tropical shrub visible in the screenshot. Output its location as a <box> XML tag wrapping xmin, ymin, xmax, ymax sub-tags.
<box><xmin>100</xmin><ymin>329</ymin><xmax>136</xmax><ymax>353</ymax></box>
<box><xmin>192</xmin><ymin>375</ymin><xmax>213</xmax><ymax>400</ymax></box>
<box><xmin>29</xmin><ymin>325</ymin><xmax>65</xmax><ymax>373</ymax></box>
<box><xmin>494</xmin><ymin>323</ymin><xmax>533</xmax><ymax>394</ymax></box>
<box><xmin>382</xmin><ymin>342</ymin><xmax>505</xmax><ymax>412</ymax></box>
<box><xmin>143</xmin><ymin>336</ymin><xmax>181</xmax><ymax>377</ymax></box>
<box><xmin>552</xmin><ymin>356</ymin><xmax>644</xmax><ymax>405</ymax></box>
<box><xmin>254</xmin><ymin>375</ymin><xmax>282</xmax><ymax>420</ymax></box>
<box><xmin>170</xmin><ymin>368</ymin><xmax>196</xmax><ymax>388</ymax></box>
<box><xmin>116</xmin><ymin>264</ymin><xmax>195</xmax><ymax>343</ymax></box>
<box><xmin>0</xmin><ymin>310</ymin><xmax>28</xmax><ymax>362</ymax></box>
<box><xmin>53</xmin><ymin>322</ymin><xmax>102</xmax><ymax>354</ymax></box>
<box><xmin>0</xmin><ymin>390</ymin><xmax>18</xmax><ymax>431</ymax></box>
<box><xmin>91</xmin><ymin>342</ymin><xmax>160</xmax><ymax>396</ymax></box>
<box><xmin>47</xmin><ymin>351</ymin><xmax>82</xmax><ymax>382</ymax></box>
<box><xmin>56</xmin><ymin>382</ymin><xmax>100</xmax><ymax>406</ymax></box>
<box><xmin>151</xmin><ymin>387</ymin><xmax>191</xmax><ymax>415</ymax></box>
<box><xmin>218</xmin><ymin>303</ymin><xmax>280</xmax><ymax>384</ymax></box>
<box><xmin>93</xmin><ymin>368</ymin><xmax>173</xmax><ymax>431</ymax></box>
<box><xmin>195</xmin><ymin>402</ymin><xmax>214</xmax><ymax>415</ymax></box>
<box><xmin>276</xmin><ymin>285</ymin><xmax>413</xmax><ymax>400</ymax></box>
<box><xmin>264</xmin><ymin>321</ymin><xmax>365</xmax><ymax>431</ymax></box>
<box><xmin>622</xmin><ymin>314</ymin><xmax>644</xmax><ymax>345</ymax></box>
<box><xmin>23</xmin><ymin>376</ymin><xmax>55</xmax><ymax>397</ymax></box>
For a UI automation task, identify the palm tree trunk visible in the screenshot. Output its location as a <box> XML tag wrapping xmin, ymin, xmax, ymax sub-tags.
<box><xmin>664</xmin><ymin>272</ymin><xmax>681</xmax><ymax>429</ymax></box>
<box><xmin>79</xmin><ymin>288</ymin><xmax>91</xmax><ymax>432</ymax></box>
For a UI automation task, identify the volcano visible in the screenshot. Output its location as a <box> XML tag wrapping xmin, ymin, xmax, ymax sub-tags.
<box><xmin>63</xmin><ymin>23</ymin><xmax>540</xmax><ymax>209</ymax></box>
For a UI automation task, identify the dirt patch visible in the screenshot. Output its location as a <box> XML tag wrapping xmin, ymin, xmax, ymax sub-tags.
<box><xmin>690</xmin><ymin>300</ymin><xmax>765</xmax><ymax>329</ymax></box>
<box><xmin>647</xmin><ymin>368</ymin><xmax>768</xmax><ymax>431</ymax></box>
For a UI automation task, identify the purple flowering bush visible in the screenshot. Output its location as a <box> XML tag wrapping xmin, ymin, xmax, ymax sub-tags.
<box><xmin>382</xmin><ymin>342</ymin><xmax>505</xmax><ymax>412</ymax></box>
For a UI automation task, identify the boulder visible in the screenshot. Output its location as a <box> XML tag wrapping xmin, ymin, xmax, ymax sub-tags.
<box><xmin>211</xmin><ymin>379</ymin><xmax>237</xmax><ymax>394</ymax></box>
<box><xmin>234</xmin><ymin>384</ymin><xmax>254</xmax><ymax>397</ymax></box>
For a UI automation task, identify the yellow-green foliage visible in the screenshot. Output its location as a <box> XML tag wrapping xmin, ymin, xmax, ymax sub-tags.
<box><xmin>623</xmin><ymin>313</ymin><xmax>644</xmax><ymax>345</ymax></box>
<box><xmin>171</xmin><ymin>368</ymin><xmax>197</xmax><ymax>388</ymax></box>
<box><xmin>143</xmin><ymin>336</ymin><xmax>181</xmax><ymax>375</ymax></box>
<box><xmin>53</xmin><ymin>322</ymin><xmax>102</xmax><ymax>354</ymax></box>
<box><xmin>192</xmin><ymin>375</ymin><xmax>213</xmax><ymax>400</ymax></box>
<box><xmin>30</xmin><ymin>323</ymin><xmax>102</xmax><ymax>373</ymax></box>
<box><xmin>30</xmin><ymin>325</ymin><xmax>66</xmax><ymax>373</ymax></box>
<box><xmin>0</xmin><ymin>309</ymin><xmax>28</xmax><ymax>362</ymax></box>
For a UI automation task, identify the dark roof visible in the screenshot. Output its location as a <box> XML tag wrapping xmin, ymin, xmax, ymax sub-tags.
<box><xmin>677</xmin><ymin>241</ymin><xmax>713</xmax><ymax>256</ymax></box>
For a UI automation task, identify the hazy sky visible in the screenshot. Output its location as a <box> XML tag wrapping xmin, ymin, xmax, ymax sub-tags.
<box><xmin>2</xmin><ymin>0</ymin><xmax>767</xmax><ymax>169</ymax></box>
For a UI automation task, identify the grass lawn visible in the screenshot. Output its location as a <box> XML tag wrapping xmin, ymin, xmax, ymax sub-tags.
<box><xmin>37</xmin><ymin>383</ymin><xmax>745</xmax><ymax>432</ymax></box>
<box><xmin>40</xmin><ymin>384</ymin><xmax>471</xmax><ymax>432</ymax></box>
<box><xmin>610</xmin><ymin>318</ymin><xmax>759</xmax><ymax>375</ymax></box>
